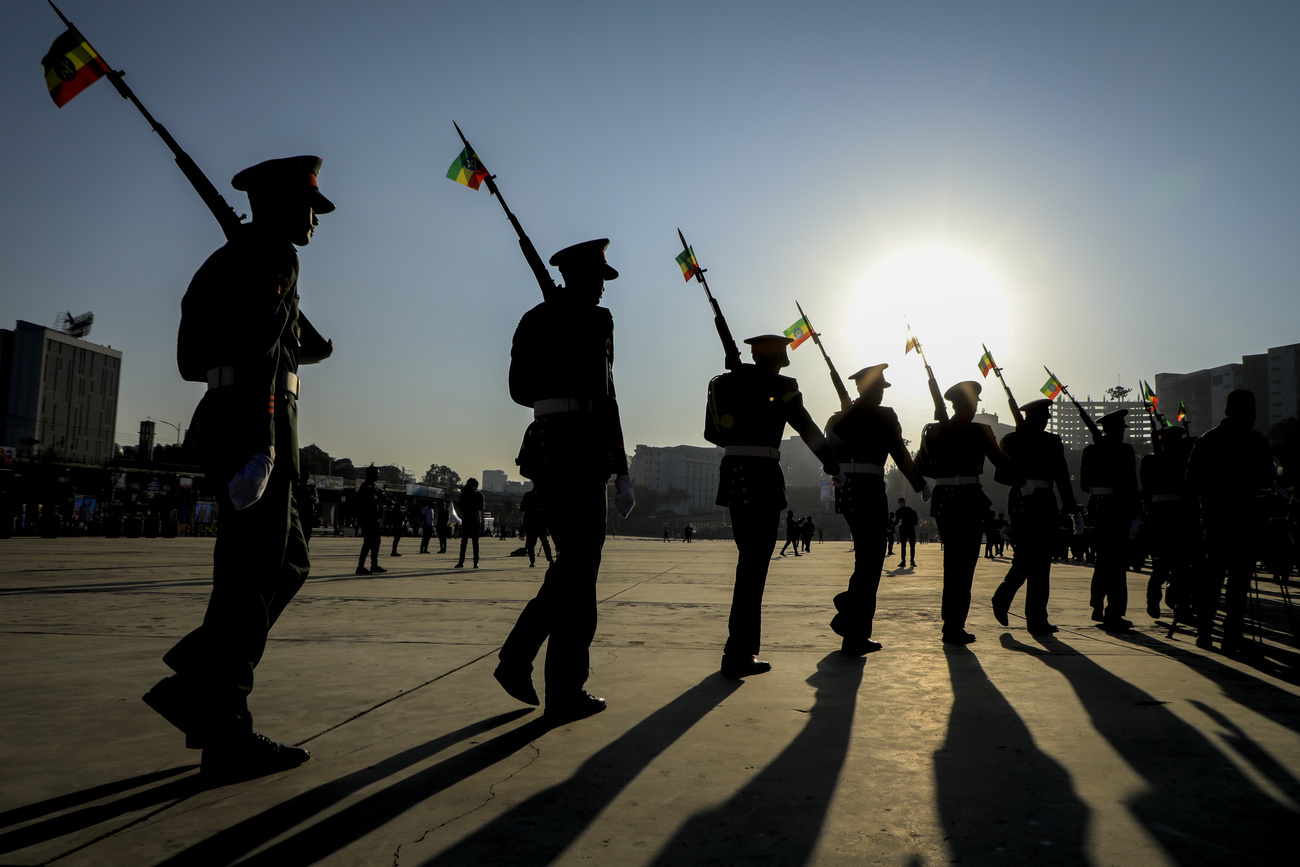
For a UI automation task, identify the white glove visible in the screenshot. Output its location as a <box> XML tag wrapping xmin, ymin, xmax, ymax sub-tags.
<box><xmin>614</xmin><ymin>474</ymin><xmax>635</xmax><ymax>518</ymax></box>
<box><xmin>229</xmin><ymin>453</ymin><xmax>274</xmax><ymax>509</ymax></box>
<box><xmin>832</xmin><ymin>472</ymin><xmax>847</xmax><ymax>488</ymax></box>
<box><xmin>921</xmin><ymin>482</ymin><xmax>933</xmax><ymax>502</ymax></box>
<box><xmin>1073</xmin><ymin>514</ymin><xmax>1086</xmax><ymax>535</ymax></box>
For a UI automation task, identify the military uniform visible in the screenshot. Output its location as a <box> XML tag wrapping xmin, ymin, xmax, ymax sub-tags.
<box><xmin>1080</xmin><ymin>410</ymin><xmax>1139</xmax><ymax>628</ymax></box>
<box><xmin>824</xmin><ymin>364</ymin><xmax>926</xmax><ymax>652</ymax></box>
<box><xmin>917</xmin><ymin>381</ymin><xmax>1020</xmax><ymax>643</ymax></box>
<box><xmin>990</xmin><ymin>400</ymin><xmax>1078</xmax><ymax>633</ymax></box>
<box><xmin>145</xmin><ymin>156</ymin><xmax>334</xmax><ymax>773</ymax></box>
<box><xmin>354</xmin><ymin>471</ymin><xmax>387</xmax><ymax>574</ymax></box>
<box><xmin>705</xmin><ymin>335</ymin><xmax>840</xmax><ymax>674</ymax></box>
<box><xmin>496</xmin><ymin>240</ymin><xmax>629</xmax><ymax>716</ymax></box>
<box><xmin>1139</xmin><ymin>427</ymin><xmax>1196</xmax><ymax>620</ymax></box>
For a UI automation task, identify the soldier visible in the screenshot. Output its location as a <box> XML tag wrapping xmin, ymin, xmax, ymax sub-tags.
<box><xmin>1186</xmin><ymin>390</ymin><xmax>1275</xmax><ymax>655</ymax></box>
<box><xmin>1140</xmin><ymin>426</ymin><xmax>1197</xmax><ymax>620</ymax></box>
<box><xmin>824</xmin><ymin>364</ymin><xmax>929</xmax><ymax>654</ymax></box>
<box><xmin>143</xmin><ymin>155</ymin><xmax>335</xmax><ymax>780</ymax></box>
<box><xmin>455</xmin><ymin>477</ymin><xmax>484</xmax><ymax>568</ymax></box>
<box><xmin>519</xmin><ymin>487</ymin><xmax>553</xmax><ymax>567</ymax></box>
<box><xmin>704</xmin><ymin>334</ymin><xmax>843</xmax><ymax>677</ymax></box>
<box><xmin>354</xmin><ymin>465</ymin><xmax>389</xmax><ymax>575</ymax></box>
<box><xmin>494</xmin><ymin>239</ymin><xmax>634</xmax><ymax>720</ymax></box>
<box><xmin>916</xmin><ymin>381</ymin><xmax>1021</xmax><ymax>644</ymax></box>
<box><xmin>1080</xmin><ymin>409</ymin><xmax>1140</xmax><ymax>631</ymax></box>
<box><xmin>895</xmin><ymin>497</ymin><xmax>919</xmax><ymax>568</ymax></box>
<box><xmin>990</xmin><ymin>399</ymin><xmax>1079</xmax><ymax>634</ymax></box>
<box><xmin>436</xmin><ymin>499</ymin><xmax>450</xmax><ymax>553</ymax></box>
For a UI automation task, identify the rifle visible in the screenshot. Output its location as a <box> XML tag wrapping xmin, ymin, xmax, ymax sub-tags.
<box><xmin>908</xmin><ymin>329</ymin><xmax>949</xmax><ymax>422</ymax></box>
<box><xmin>453</xmin><ymin>122</ymin><xmax>558</xmax><ymax>302</ymax></box>
<box><xmin>984</xmin><ymin>344</ymin><xmax>1024</xmax><ymax>426</ymax></box>
<box><xmin>47</xmin><ymin>1</ymin><xmax>245</xmax><ymax>240</ymax></box>
<box><xmin>678</xmin><ymin>229</ymin><xmax>742</xmax><ymax>371</ymax></box>
<box><xmin>796</xmin><ymin>300</ymin><xmax>851</xmax><ymax>410</ymax></box>
<box><xmin>1045</xmin><ymin>366</ymin><xmax>1101</xmax><ymax>444</ymax></box>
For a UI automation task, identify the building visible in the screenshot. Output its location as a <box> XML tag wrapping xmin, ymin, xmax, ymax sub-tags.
<box><xmin>0</xmin><ymin>320</ymin><xmax>122</xmax><ymax>464</ymax></box>
<box><xmin>630</xmin><ymin>444</ymin><xmax>724</xmax><ymax>513</ymax></box>
<box><xmin>1156</xmin><ymin>343</ymin><xmax>1299</xmax><ymax>434</ymax></box>
<box><xmin>1048</xmin><ymin>396</ymin><xmax>1149</xmax><ymax>453</ymax></box>
<box><xmin>481</xmin><ymin>469</ymin><xmax>508</xmax><ymax>493</ymax></box>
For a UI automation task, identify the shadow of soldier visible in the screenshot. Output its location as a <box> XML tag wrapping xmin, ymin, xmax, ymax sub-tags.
<box><xmin>934</xmin><ymin>643</ymin><xmax>1089</xmax><ymax>865</ymax></box>
<box><xmin>413</xmin><ymin>674</ymin><xmax>743</xmax><ymax>867</ymax></box>
<box><xmin>644</xmin><ymin>652</ymin><xmax>864</xmax><ymax>867</ymax></box>
<box><xmin>1006</xmin><ymin>633</ymin><xmax>1293</xmax><ymax>863</ymax></box>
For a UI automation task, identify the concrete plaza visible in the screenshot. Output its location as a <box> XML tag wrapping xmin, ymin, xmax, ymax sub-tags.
<box><xmin>1</xmin><ymin>534</ymin><xmax>1296</xmax><ymax>866</ymax></box>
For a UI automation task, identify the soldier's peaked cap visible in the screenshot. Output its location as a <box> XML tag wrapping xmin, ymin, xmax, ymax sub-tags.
<box><xmin>744</xmin><ymin>334</ymin><xmax>794</xmax><ymax>349</ymax></box>
<box><xmin>850</xmin><ymin>363</ymin><xmax>890</xmax><ymax>388</ymax></box>
<box><xmin>1021</xmin><ymin>398</ymin><xmax>1053</xmax><ymax>416</ymax></box>
<box><xmin>1157</xmin><ymin>424</ymin><xmax>1188</xmax><ymax>438</ymax></box>
<box><xmin>944</xmin><ymin>381</ymin><xmax>982</xmax><ymax>403</ymax></box>
<box><xmin>549</xmin><ymin>239</ymin><xmax>618</xmax><ymax>279</ymax></box>
<box><xmin>232</xmin><ymin>156</ymin><xmax>335</xmax><ymax>213</ymax></box>
<box><xmin>1098</xmin><ymin>409</ymin><xmax>1129</xmax><ymax>426</ymax></box>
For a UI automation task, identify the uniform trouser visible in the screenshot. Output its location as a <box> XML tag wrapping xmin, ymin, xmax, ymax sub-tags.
<box><xmin>1198</xmin><ymin>524</ymin><xmax>1256</xmax><ymax>644</ymax></box>
<box><xmin>162</xmin><ymin>460</ymin><xmax>309</xmax><ymax>742</ymax></box>
<box><xmin>525</xmin><ymin>527</ymin><xmax>553</xmax><ymax>565</ymax></box>
<box><xmin>1145</xmin><ymin>508</ymin><xmax>1192</xmax><ymax>611</ymax></box>
<box><xmin>437</xmin><ymin>527</ymin><xmax>448</xmax><ymax>552</ymax></box>
<box><xmin>994</xmin><ymin>514</ymin><xmax>1054</xmax><ymax>627</ymax></box>
<box><xmin>420</xmin><ymin>525</ymin><xmax>432</xmax><ymax>552</ymax></box>
<box><xmin>458</xmin><ymin>530</ymin><xmax>480</xmax><ymax>564</ymax></box>
<box><xmin>1089</xmin><ymin>524</ymin><xmax>1129</xmax><ymax>618</ymax></box>
<box><xmin>779</xmin><ymin>533</ymin><xmax>799</xmax><ymax>555</ymax></box>
<box><xmin>499</xmin><ymin>475</ymin><xmax>606</xmax><ymax>700</ymax></box>
<box><xmin>898</xmin><ymin>530</ymin><xmax>916</xmax><ymax>564</ymax></box>
<box><xmin>935</xmin><ymin>517</ymin><xmax>983</xmax><ymax>633</ymax></box>
<box><xmin>391</xmin><ymin>525</ymin><xmax>403</xmax><ymax>554</ymax></box>
<box><xmin>359</xmin><ymin>523</ymin><xmax>381</xmax><ymax>566</ymax></box>
<box><xmin>833</xmin><ymin>493</ymin><xmax>887</xmax><ymax>639</ymax></box>
<box><xmin>724</xmin><ymin>503</ymin><xmax>781</xmax><ymax>658</ymax></box>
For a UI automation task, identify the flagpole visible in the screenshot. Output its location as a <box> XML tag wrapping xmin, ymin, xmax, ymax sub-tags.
<box><xmin>983</xmin><ymin>343</ymin><xmax>1024</xmax><ymax>426</ymax></box>
<box><xmin>907</xmin><ymin>325</ymin><xmax>949</xmax><ymax>422</ymax></box>
<box><xmin>678</xmin><ymin>229</ymin><xmax>741</xmax><ymax>371</ymax></box>
<box><xmin>795</xmin><ymin>300</ymin><xmax>850</xmax><ymax>410</ymax></box>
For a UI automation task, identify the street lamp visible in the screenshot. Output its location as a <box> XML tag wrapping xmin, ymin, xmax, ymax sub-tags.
<box><xmin>158</xmin><ymin>420</ymin><xmax>182</xmax><ymax>445</ymax></box>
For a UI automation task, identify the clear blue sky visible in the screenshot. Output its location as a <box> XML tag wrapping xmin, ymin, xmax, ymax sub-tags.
<box><xmin>4</xmin><ymin>1</ymin><xmax>1299</xmax><ymax>482</ymax></box>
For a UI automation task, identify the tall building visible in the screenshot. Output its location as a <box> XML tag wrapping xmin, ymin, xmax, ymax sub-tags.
<box><xmin>1156</xmin><ymin>342</ymin><xmax>1299</xmax><ymax>433</ymax></box>
<box><xmin>1048</xmin><ymin>397</ymin><xmax>1149</xmax><ymax>453</ymax></box>
<box><xmin>630</xmin><ymin>444</ymin><xmax>724</xmax><ymax>513</ymax></box>
<box><xmin>481</xmin><ymin>469</ymin><xmax>508</xmax><ymax>493</ymax></box>
<box><xmin>0</xmin><ymin>320</ymin><xmax>122</xmax><ymax>464</ymax></box>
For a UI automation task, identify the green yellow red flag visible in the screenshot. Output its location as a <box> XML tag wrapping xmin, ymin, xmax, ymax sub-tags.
<box><xmin>42</xmin><ymin>28</ymin><xmax>109</xmax><ymax>107</ymax></box>
<box><xmin>1177</xmin><ymin>400</ymin><xmax>1187</xmax><ymax>422</ymax></box>
<box><xmin>675</xmin><ymin>247</ymin><xmax>700</xmax><ymax>281</ymax></box>
<box><xmin>1040</xmin><ymin>374</ymin><xmax>1063</xmax><ymax>400</ymax></box>
<box><xmin>784</xmin><ymin>317</ymin><xmax>811</xmax><ymax>349</ymax></box>
<box><xmin>978</xmin><ymin>349</ymin><xmax>995</xmax><ymax>378</ymax></box>
<box><xmin>446</xmin><ymin>147</ymin><xmax>489</xmax><ymax>189</ymax></box>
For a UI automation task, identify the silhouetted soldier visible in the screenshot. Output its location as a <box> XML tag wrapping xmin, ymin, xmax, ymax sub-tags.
<box><xmin>824</xmin><ymin>364</ymin><xmax>928</xmax><ymax>653</ymax></box>
<box><xmin>917</xmin><ymin>381</ymin><xmax>1020</xmax><ymax>644</ymax></box>
<box><xmin>990</xmin><ymin>399</ymin><xmax>1079</xmax><ymax>634</ymax></box>
<box><xmin>419</xmin><ymin>501</ymin><xmax>434</xmax><ymax>553</ymax></box>
<box><xmin>455</xmin><ymin>478</ymin><xmax>484</xmax><ymax>568</ymax></box>
<box><xmin>1186</xmin><ymin>390</ymin><xmax>1275</xmax><ymax>655</ymax></box>
<box><xmin>495</xmin><ymin>239</ymin><xmax>634</xmax><ymax>719</ymax></box>
<box><xmin>520</xmin><ymin>487</ymin><xmax>552</xmax><ymax>568</ymax></box>
<box><xmin>1080</xmin><ymin>409</ymin><xmax>1139</xmax><ymax>631</ymax></box>
<box><xmin>436</xmin><ymin>500</ymin><xmax>450</xmax><ymax>552</ymax></box>
<box><xmin>705</xmin><ymin>334</ymin><xmax>842</xmax><ymax>677</ymax></box>
<box><xmin>779</xmin><ymin>510</ymin><xmax>803</xmax><ymax>557</ymax></box>
<box><xmin>355</xmin><ymin>465</ymin><xmax>388</xmax><ymax>575</ymax></box>
<box><xmin>1140</xmin><ymin>426</ymin><xmax>1197</xmax><ymax>619</ymax></box>
<box><xmin>896</xmin><ymin>498</ymin><xmax>919</xmax><ymax>567</ymax></box>
<box><xmin>144</xmin><ymin>155</ymin><xmax>335</xmax><ymax>780</ymax></box>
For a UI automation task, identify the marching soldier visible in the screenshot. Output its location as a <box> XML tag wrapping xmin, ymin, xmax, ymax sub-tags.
<box><xmin>144</xmin><ymin>155</ymin><xmax>335</xmax><ymax>780</ymax></box>
<box><xmin>916</xmin><ymin>381</ymin><xmax>1020</xmax><ymax>644</ymax></box>
<box><xmin>1140</xmin><ymin>426</ymin><xmax>1197</xmax><ymax>620</ymax></box>
<box><xmin>824</xmin><ymin>364</ymin><xmax>928</xmax><ymax>654</ymax></box>
<box><xmin>1080</xmin><ymin>409</ymin><xmax>1140</xmax><ymax>631</ymax></box>
<box><xmin>494</xmin><ymin>239</ymin><xmax>634</xmax><ymax>720</ymax></box>
<box><xmin>990</xmin><ymin>399</ymin><xmax>1079</xmax><ymax>634</ymax></box>
<box><xmin>1186</xmin><ymin>390</ymin><xmax>1275</xmax><ymax>655</ymax></box>
<box><xmin>705</xmin><ymin>334</ymin><xmax>842</xmax><ymax>677</ymax></box>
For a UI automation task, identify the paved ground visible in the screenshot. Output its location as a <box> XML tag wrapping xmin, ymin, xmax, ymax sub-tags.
<box><xmin>1</xmin><ymin>534</ymin><xmax>1297</xmax><ymax>866</ymax></box>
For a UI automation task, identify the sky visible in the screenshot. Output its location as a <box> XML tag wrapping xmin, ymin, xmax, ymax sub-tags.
<box><xmin>4</xmin><ymin>1</ymin><xmax>1300</xmax><ymax>483</ymax></box>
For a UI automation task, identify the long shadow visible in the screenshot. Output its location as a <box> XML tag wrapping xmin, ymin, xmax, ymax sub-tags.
<box><xmin>0</xmin><ymin>578</ymin><xmax>213</xmax><ymax>595</ymax></box>
<box><xmin>935</xmin><ymin>643</ymin><xmax>1090</xmax><ymax>865</ymax></box>
<box><xmin>1011</xmin><ymin>634</ymin><xmax>1294</xmax><ymax>863</ymax></box>
<box><xmin>153</xmin><ymin>709</ymin><xmax>531</xmax><ymax>867</ymax></box>
<box><xmin>414</xmin><ymin>675</ymin><xmax>743</xmax><ymax>867</ymax></box>
<box><xmin>0</xmin><ymin>765</ymin><xmax>195</xmax><ymax>830</ymax></box>
<box><xmin>645</xmin><ymin>652</ymin><xmax>864</xmax><ymax>867</ymax></box>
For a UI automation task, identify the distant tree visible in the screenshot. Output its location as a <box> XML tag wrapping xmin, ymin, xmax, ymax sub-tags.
<box><xmin>331</xmin><ymin>458</ymin><xmax>358</xmax><ymax>480</ymax></box>
<box><xmin>300</xmin><ymin>443</ymin><xmax>333</xmax><ymax>475</ymax></box>
<box><xmin>422</xmin><ymin>463</ymin><xmax>461</xmax><ymax>491</ymax></box>
<box><xmin>374</xmin><ymin>464</ymin><xmax>406</xmax><ymax>485</ymax></box>
<box><xmin>631</xmin><ymin>485</ymin><xmax>691</xmax><ymax>515</ymax></box>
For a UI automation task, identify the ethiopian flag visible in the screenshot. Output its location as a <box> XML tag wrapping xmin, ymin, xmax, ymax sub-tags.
<box><xmin>977</xmin><ymin>349</ymin><xmax>995</xmax><ymax>378</ymax></box>
<box><xmin>1040</xmin><ymin>374</ymin><xmax>1063</xmax><ymax>400</ymax></box>
<box><xmin>784</xmin><ymin>317</ymin><xmax>812</xmax><ymax>349</ymax></box>
<box><xmin>446</xmin><ymin>147</ymin><xmax>489</xmax><ymax>189</ymax></box>
<box><xmin>675</xmin><ymin>247</ymin><xmax>700</xmax><ymax>281</ymax></box>
<box><xmin>42</xmin><ymin>28</ymin><xmax>110</xmax><ymax>108</ymax></box>
<box><xmin>905</xmin><ymin>334</ymin><xmax>920</xmax><ymax>355</ymax></box>
<box><xmin>1141</xmin><ymin>380</ymin><xmax>1158</xmax><ymax>411</ymax></box>
<box><xmin>1177</xmin><ymin>400</ymin><xmax>1187</xmax><ymax>422</ymax></box>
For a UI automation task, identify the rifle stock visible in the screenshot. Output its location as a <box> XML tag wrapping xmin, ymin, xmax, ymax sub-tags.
<box><xmin>1066</xmin><ymin>389</ymin><xmax>1101</xmax><ymax>444</ymax></box>
<box><xmin>926</xmin><ymin>364</ymin><xmax>950</xmax><ymax>422</ymax></box>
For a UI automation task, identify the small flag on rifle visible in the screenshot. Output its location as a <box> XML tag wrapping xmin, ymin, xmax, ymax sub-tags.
<box><xmin>1141</xmin><ymin>380</ymin><xmax>1158</xmax><ymax>411</ymax></box>
<box><xmin>446</xmin><ymin>147</ymin><xmax>489</xmax><ymax>189</ymax></box>
<box><xmin>42</xmin><ymin>28</ymin><xmax>110</xmax><ymax>108</ymax></box>
<box><xmin>905</xmin><ymin>334</ymin><xmax>920</xmax><ymax>354</ymax></box>
<box><xmin>1177</xmin><ymin>400</ymin><xmax>1187</xmax><ymax>422</ymax></box>
<box><xmin>977</xmin><ymin>349</ymin><xmax>995</xmax><ymax>378</ymax></box>
<box><xmin>1041</xmin><ymin>374</ymin><xmax>1063</xmax><ymax>400</ymax></box>
<box><xmin>784</xmin><ymin>317</ymin><xmax>811</xmax><ymax>349</ymax></box>
<box><xmin>675</xmin><ymin>247</ymin><xmax>700</xmax><ymax>281</ymax></box>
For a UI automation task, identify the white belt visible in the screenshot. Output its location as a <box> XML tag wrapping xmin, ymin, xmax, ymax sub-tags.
<box><xmin>206</xmin><ymin>367</ymin><xmax>300</xmax><ymax>398</ymax></box>
<box><xmin>840</xmin><ymin>462</ymin><xmax>884</xmax><ymax>475</ymax></box>
<box><xmin>1151</xmin><ymin>494</ymin><xmax>1181</xmax><ymax>503</ymax></box>
<box><xmin>934</xmin><ymin>476</ymin><xmax>981</xmax><ymax>486</ymax></box>
<box><xmin>1022</xmin><ymin>479</ymin><xmax>1051</xmax><ymax>493</ymax></box>
<box><xmin>1090</xmin><ymin>487</ymin><xmax>1116</xmax><ymax>495</ymax></box>
<box><xmin>725</xmin><ymin>445</ymin><xmax>781</xmax><ymax>460</ymax></box>
<box><xmin>534</xmin><ymin>397</ymin><xmax>593</xmax><ymax>417</ymax></box>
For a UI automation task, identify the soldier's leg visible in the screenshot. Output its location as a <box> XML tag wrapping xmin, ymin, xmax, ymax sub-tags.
<box><xmin>537</xmin><ymin>476</ymin><xmax>606</xmax><ymax>699</ymax></box>
<box><xmin>833</xmin><ymin>495</ymin><xmax>886</xmax><ymax>639</ymax></box>
<box><xmin>457</xmin><ymin>531</ymin><xmax>468</xmax><ymax>565</ymax></box>
<box><xmin>525</xmin><ymin>529</ymin><xmax>538</xmax><ymax>565</ymax></box>
<box><xmin>540</xmin><ymin>531</ymin><xmax>553</xmax><ymax>563</ymax></box>
<box><xmin>1021</xmin><ymin>534</ymin><xmax>1055</xmax><ymax>628</ymax></box>
<box><xmin>725</xmin><ymin>504</ymin><xmax>779</xmax><ymax>658</ymax></box>
<box><xmin>471</xmin><ymin>531</ymin><xmax>480</xmax><ymax>566</ymax></box>
<box><xmin>938</xmin><ymin>517</ymin><xmax>981</xmax><ymax>636</ymax></box>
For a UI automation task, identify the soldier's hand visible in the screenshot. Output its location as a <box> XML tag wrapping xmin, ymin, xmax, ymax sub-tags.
<box><xmin>614</xmin><ymin>474</ymin><xmax>635</xmax><ymax>518</ymax></box>
<box><xmin>832</xmin><ymin>471</ymin><xmax>847</xmax><ymax>488</ymax></box>
<box><xmin>921</xmin><ymin>481</ymin><xmax>933</xmax><ymax>503</ymax></box>
<box><xmin>229</xmin><ymin>453</ymin><xmax>274</xmax><ymax>509</ymax></box>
